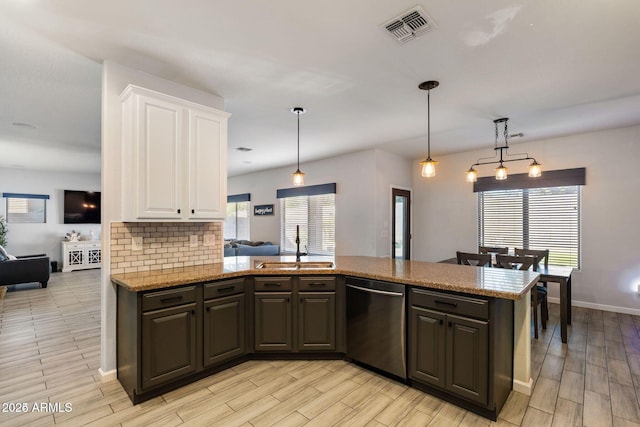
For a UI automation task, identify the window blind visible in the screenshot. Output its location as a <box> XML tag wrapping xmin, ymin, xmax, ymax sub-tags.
<box><xmin>224</xmin><ymin>201</ymin><xmax>250</xmax><ymax>240</ymax></box>
<box><xmin>479</xmin><ymin>186</ymin><xmax>580</xmax><ymax>267</ymax></box>
<box><xmin>280</xmin><ymin>193</ymin><xmax>335</xmax><ymax>256</ymax></box>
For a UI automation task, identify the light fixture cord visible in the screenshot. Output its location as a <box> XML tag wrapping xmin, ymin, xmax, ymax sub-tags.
<box><xmin>297</xmin><ymin>110</ymin><xmax>300</xmax><ymax>170</ymax></box>
<box><xmin>427</xmin><ymin>89</ymin><xmax>431</xmax><ymax>158</ymax></box>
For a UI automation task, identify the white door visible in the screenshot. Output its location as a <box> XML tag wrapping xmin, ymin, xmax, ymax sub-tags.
<box><xmin>187</xmin><ymin>108</ymin><xmax>227</xmax><ymax>220</ymax></box>
<box><xmin>136</xmin><ymin>94</ymin><xmax>184</xmax><ymax>219</ymax></box>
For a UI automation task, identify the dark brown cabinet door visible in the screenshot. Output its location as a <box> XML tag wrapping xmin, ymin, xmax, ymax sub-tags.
<box><xmin>298</xmin><ymin>292</ymin><xmax>336</xmax><ymax>351</ymax></box>
<box><xmin>203</xmin><ymin>294</ymin><xmax>245</xmax><ymax>367</ymax></box>
<box><xmin>446</xmin><ymin>314</ymin><xmax>489</xmax><ymax>405</ymax></box>
<box><xmin>254</xmin><ymin>293</ymin><xmax>292</xmax><ymax>351</ymax></box>
<box><xmin>141</xmin><ymin>303</ymin><xmax>197</xmax><ymax>389</ymax></box>
<box><xmin>409</xmin><ymin>306</ymin><xmax>446</xmax><ymax>388</ymax></box>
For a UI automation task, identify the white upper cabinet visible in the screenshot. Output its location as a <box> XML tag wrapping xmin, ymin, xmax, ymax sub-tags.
<box><xmin>121</xmin><ymin>85</ymin><xmax>230</xmax><ymax>221</ymax></box>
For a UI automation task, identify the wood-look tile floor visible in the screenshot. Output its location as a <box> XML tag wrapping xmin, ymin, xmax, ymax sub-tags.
<box><xmin>1</xmin><ymin>270</ymin><xmax>640</xmax><ymax>426</ymax></box>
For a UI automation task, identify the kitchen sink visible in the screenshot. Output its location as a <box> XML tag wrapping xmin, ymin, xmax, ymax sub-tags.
<box><xmin>255</xmin><ymin>261</ymin><xmax>335</xmax><ymax>270</ymax></box>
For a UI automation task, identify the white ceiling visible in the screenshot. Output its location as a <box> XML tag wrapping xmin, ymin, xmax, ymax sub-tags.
<box><xmin>1</xmin><ymin>0</ymin><xmax>640</xmax><ymax>176</ymax></box>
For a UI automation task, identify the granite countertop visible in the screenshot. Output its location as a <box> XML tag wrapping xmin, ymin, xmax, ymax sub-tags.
<box><xmin>111</xmin><ymin>255</ymin><xmax>539</xmax><ymax>300</ymax></box>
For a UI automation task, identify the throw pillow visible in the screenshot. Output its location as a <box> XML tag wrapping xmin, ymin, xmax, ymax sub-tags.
<box><xmin>0</xmin><ymin>245</ymin><xmax>9</xmax><ymax>260</ymax></box>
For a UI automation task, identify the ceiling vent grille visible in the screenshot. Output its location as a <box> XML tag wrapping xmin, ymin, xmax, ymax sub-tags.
<box><xmin>382</xmin><ymin>6</ymin><xmax>435</xmax><ymax>44</ymax></box>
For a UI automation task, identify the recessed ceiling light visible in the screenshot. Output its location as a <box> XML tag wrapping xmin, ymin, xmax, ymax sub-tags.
<box><xmin>235</xmin><ymin>147</ymin><xmax>252</xmax><ymax>152</ymax></box>
<box><xmin>12</xmin><ymin>122</ymin><xmax>37</xmax><ymax>130</ymax></box>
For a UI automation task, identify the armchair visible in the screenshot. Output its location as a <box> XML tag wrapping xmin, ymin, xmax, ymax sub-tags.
<box><xmin>0</xmin><ymin>254</ymin><xmax>50</xmax><ymax>288</ymax></box>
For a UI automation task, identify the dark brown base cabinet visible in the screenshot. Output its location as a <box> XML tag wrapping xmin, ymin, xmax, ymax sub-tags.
<box><xmin>253</xmin><ymin>276</ymin><xmax>338</xmax><ymax>352</ymax></box>
<box><xmin>203</xmin><ymin>278</ymin><xmax>246</xmax><ymax>367</ymax></box>
<box><xmin>408</xmin><ymin>288</ymin><xmax>513</xmax><ymax>420</ymax></box>
<box><xmin>117</xmin><ymin>274</ymin><xmax>513</xmax><ymax>421</ymax></box>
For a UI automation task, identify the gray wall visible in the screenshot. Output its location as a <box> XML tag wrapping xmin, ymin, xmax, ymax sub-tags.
<box><xmin>0</xmin><ymin>167</ymin><xmax>100</xmax><ymax>260</ymax></box>
<box><xmin>411</xmin><ymin>124</ymin><xmax>640</xmax><ymax>314</ymax></box>
<box><xmin>228</xmin><ymin>148</ymin><xmax>413</xmax><ymax>257</ymax></box>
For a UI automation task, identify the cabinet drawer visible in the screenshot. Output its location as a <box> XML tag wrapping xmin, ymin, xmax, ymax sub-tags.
<box><xmin>298</xmin><ymin>276</ymin><xmax>336</xmax><ymax>291</ymax></box>
<box><xmin>411</xmin><ymin>288</ymin><xmax>489</xmax><ymax>320</ymax></box>
<box><xmin>204</xmin><ymin>278</ymin><xmax>245</xmax><ymax>300</ymax></box>
<box><xmin>142</xmin><ymin>286</ymin><xmax>197</xmax><ymax>312</ymax></box>
<box><xmin>254</xmin><ymin>277</ymin><xmax>292</xmax><ymax>291</ymax></box>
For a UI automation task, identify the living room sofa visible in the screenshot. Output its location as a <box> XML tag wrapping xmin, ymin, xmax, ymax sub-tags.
<box><xmin>0</xmin><ymin>254</ymin><xmax>50</xmax><ymax>288</ymax></box>
<box><xmin>224</xmin><ymin>240</ymin><xmax>280</xmax><ymax>257</ymax></box>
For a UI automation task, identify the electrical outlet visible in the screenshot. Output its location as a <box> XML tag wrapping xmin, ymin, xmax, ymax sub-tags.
<box><xmin>203</xmin><ymin>234</ymin><xmax>216</xmax><ymax>247</ymax></box>
<box><xmin>189</xmin><ymin>234</ymin><xmax>198</xmax><ymax>248</ymax></box>
<box><xmin>131</xmin><ymin>236</ymin><xmax>143</xmax><ymax>251</ymax></box>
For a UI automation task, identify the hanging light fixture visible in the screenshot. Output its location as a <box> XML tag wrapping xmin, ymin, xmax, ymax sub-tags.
<box><xmin>418</xmin><ymin>80</ymin><xmax>439</xmax><ymax>178</ymax></box>
<box><xmin>291</xmin><ymin>107</ymin><xmax>306</xmax><ymax>186</ymax></box>
<box><xmin>466</xmin><ymin>117</ymin><xmax>542</xmax><ymax>182</ymax></box>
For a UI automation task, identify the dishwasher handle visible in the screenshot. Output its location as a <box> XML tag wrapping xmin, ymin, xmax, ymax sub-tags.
<box><xmin>346</xmin><ymin>284</ymin><xmax>404</xmax><ymax>297</ymax></box>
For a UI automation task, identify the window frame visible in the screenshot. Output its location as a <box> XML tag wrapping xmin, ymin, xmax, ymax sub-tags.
<box><xmin>478</xmin><ymin>185</ymin><xmax>581</xmax><ymax>268</ymax></box>
<box><xmin>224</xmin><ymin>193</ymin><xmax>250</xmax><ymax>241</ymax></box>
<box><xmin>3</xmin><ymin>193</ymin><xmax>49</xmax><ymax>224</ymax></box>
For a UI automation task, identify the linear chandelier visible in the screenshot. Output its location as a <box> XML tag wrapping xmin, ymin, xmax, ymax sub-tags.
<box><xmin>466</xmin><ymin>117</ymin><xmax>542</xmax><ymax>182</ymax></box>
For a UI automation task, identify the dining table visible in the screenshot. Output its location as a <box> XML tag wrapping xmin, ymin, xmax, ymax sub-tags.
<box><xmin>438</xmin><ymin>258</ymin><xmax>575</xmax><ymax>343</ymax></box>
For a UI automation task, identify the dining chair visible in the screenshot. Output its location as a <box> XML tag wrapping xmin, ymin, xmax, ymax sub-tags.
<box><xmin>478</xmin><ymin>246</ymin><xmax>509</xmax><ymax>255</ymax></box>
<box><xmin>515</xmin><ymin>248</ymin><xmax>550</xmax><ymax>322</ymax></box>
<box><xmin>496</xmin><ymin>254</ymin><xmax>548</xmax><ymax>339</ymax></box>
<box><xmin>456</xmin><ymin>251</ymin><xmax>492</xmax><ymax>267</ymax></box>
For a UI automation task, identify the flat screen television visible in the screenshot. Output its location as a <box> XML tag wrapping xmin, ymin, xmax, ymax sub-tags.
<box><xmin>64</xmin><ymin>190</ymin><xmax>101</xmax><ymax>224</ymax></box>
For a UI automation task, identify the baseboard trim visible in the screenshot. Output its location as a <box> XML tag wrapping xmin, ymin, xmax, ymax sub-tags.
<box><xmin>513</xmin><ymin>377</ymin><xmax>533</xmax><ymax>396</ymax></box>
<box><xmin>99</xmin><ymin>368</ymin><xmax>117</xmax><ymax>383</ymax></box>
<box><xmin>547</xmin><ymin>297</ymin><xmax>640</xmax><ymax>316</ymax></box>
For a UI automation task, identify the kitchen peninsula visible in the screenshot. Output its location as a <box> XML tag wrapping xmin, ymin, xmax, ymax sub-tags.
<box><xmin>113</xmin><ymin>256</ymin><xmax>538</xmax><ymax>420</ymax></box>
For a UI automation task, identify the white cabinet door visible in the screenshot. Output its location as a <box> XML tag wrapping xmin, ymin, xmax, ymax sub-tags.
<box><xmin>187</xmin><ymin>108</ymin><xmax>227</xmax><ymax>220</ymax></box>
<box><xmin>135</xmin><ymin>94</ymin><xmax>184</xmax><ymax>219</ymax></box>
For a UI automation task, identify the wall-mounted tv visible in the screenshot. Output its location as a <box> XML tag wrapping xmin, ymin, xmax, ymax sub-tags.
<box><xmin>64</xmin><ymin>190</ymin><xmax>101</xmax><ymax>224</ymax></box>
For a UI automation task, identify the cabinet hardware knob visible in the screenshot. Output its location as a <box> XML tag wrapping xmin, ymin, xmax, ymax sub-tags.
<box><xmin>448</xmin><ymin>321</ymin><xmax>452</xmax><ymax>327</ymax></box>
<box><xmin>191</xmin><ymin>310</ymin><xmax>196</xmax><ymax>315</ymax></box>
<box><xmin>439</xmin><ymin>319</ymin><xmax>443</xmax><ymax>325</ymax></box>
<box><xmin>206</xmin><ymin>307</ymin><xmax>210</xmax><ymax>312</ymax></box>
<box><xmin>177</xmin><ymin>209</ymin><xmax>181</xmax><ymax>214</ymax></box>
<box><xmin>300</xmin><ymin>298</ymin><xmax>303</xmax><ymax>303</ymax></box>
<box><xmin>218</xmin><ymin>286</ymin><xmax>235</xmax><ymax>292</ymax></box>
<box><xmin>191</xmin><ymin>209</ymin><xmax>195</xmax><ymax>214</ymax></box>
<box><xmin>286</xmin><ymin>297</ymin><xmax>289</xmax><ymax>302</ymax></box>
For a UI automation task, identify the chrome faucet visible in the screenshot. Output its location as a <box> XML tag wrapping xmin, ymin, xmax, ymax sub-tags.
<box><xmin>295</xmin><ymin>225</ymin><xmax>307</xmax><ymax>262</ymax></box>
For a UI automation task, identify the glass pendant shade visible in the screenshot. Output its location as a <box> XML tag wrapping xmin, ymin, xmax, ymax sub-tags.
<box><xmin>420</xmin><ymin>159</ymin><xmax>438</xmax><ymax>178</ymax></box>
<box><xmin>528</xmin><ymin>160</ymin><xmax>542</xmax><ymax>178</ymax></box>
<box><xmin>292</xmin><ymin>169</ymin><xmax>305</xmax><ymax>186</ymax></box>
<box><xmin>466</xmin><ymin>167</ymin><xmax>478</xmax><ymax>183</ymax></box>
<box><xmin>495</xmin><ymin>164</ymin><xmax>508</xmax><ymax>180</ymax></box>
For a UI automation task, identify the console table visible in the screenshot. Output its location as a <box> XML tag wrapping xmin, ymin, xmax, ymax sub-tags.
<box><xmin>62</xmin><ymin>240</ymin><xmax>102</xmax><ymax>272</ymax></box>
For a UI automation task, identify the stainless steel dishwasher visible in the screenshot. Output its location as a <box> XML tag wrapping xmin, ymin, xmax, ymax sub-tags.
<box><xmin>346</xmin><ymin>277</ymin><xmax>406</xmax><ymax>379</ymax></box>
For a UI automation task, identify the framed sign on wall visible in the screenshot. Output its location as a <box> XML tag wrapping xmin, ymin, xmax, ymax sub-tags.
<box><xmin>254</xmin><ymin>204</ymin><xmax>274</xmax><ymax>216</ymax></box>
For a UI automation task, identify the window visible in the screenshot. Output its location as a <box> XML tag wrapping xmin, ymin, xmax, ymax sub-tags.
<box><xmin>3</xmin><ymin>193</ymin><xmax>49</xmax><ymax>223</ymax></box>
<box><xmin>278</xmin><ymin>183</ymin><xmax>336</xmax><ymax>256</ymax></box>
<box><xmin>224</xmin><ymin>194</ymin><xmax>250</xmax><ymax>240</ymax></box>
<box><xmin>479</xmin><ymin>186</ymin><xmax>580</xmax><ymax>267</ymax></box>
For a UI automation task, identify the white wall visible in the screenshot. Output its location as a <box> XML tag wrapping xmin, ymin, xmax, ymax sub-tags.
<box><xmin>412</xmin><ymin>125</ymin><xmax>640</xmax><ymax>314</ymax></box>
<box><xmin>228</xmin><ymin>148</ymin><xmax>413</xmax><ymax>257</ymax></box>
<box><xmin>101</xmin><ymin>61</ymin><xmax>224</xmax><ymax>375</ymax></box>
<box><xmin>0</xmin><ymin>167</ymin><xmax>100</xmax><ymax>260</ymax></box>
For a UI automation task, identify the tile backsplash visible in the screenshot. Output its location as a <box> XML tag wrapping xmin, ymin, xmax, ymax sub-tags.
<box><xmin>110</xmin><ymin>222</ymin><xmax>222</xmax><ymax>274</ymax></box>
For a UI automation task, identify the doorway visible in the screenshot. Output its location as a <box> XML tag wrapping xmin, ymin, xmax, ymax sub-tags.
<box><xmin>392</xmin><ymin>188</ymin><xmax>411</xmax><ymax>259</ymax></box>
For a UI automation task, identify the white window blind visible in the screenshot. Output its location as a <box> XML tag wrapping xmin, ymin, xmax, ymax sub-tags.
<box><xmin>224</xmin><ymin>201</ymin><xmax>250</xmax><ymax>240</ymax></box>
<box><xmin>280</xmin><ymin>193</ymin><xmax>335</xmax><ymax>256</ymax></box>
<box><xmin>479</xmin><ymin>186</ymin><xmax>580</xmax><ymax>267</ymax></box>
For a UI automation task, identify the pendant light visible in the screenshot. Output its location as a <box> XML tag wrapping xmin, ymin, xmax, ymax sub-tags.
<box><xmin>419</xmin><ymin>81</ymin><xmax>439</xmax><ymax>178</ymax></box>
<box><xmin>466</xmin><ymin>117</ymin><xmax>542</xmax><ymax>182</ymax></box>
<box><xmin>291</xmin><ymin>107</ymin><xmax>306</xmax><ymax>186</ymax></box>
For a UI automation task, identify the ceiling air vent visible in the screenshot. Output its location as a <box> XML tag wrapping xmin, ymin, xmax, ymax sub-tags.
<box><xmin>382</xmin><ymin>6</ymin><xmax>436</xmax><ymax>44</ymax></box>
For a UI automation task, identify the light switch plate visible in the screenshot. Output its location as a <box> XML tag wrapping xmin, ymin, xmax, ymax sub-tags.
<box><xmin>203</xmin><ymin>234</ymin><xmax>216</xmax><ymax>246</ymax></box>
<box><xmin>189</xmin><ymin>234</ymin><xmax>198</xmax><ymax>248</ymax></box>
<box><xmin>131</xmin><ymin>236</ymin><xmax>143</xmax><ymax>251</ymax></box>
